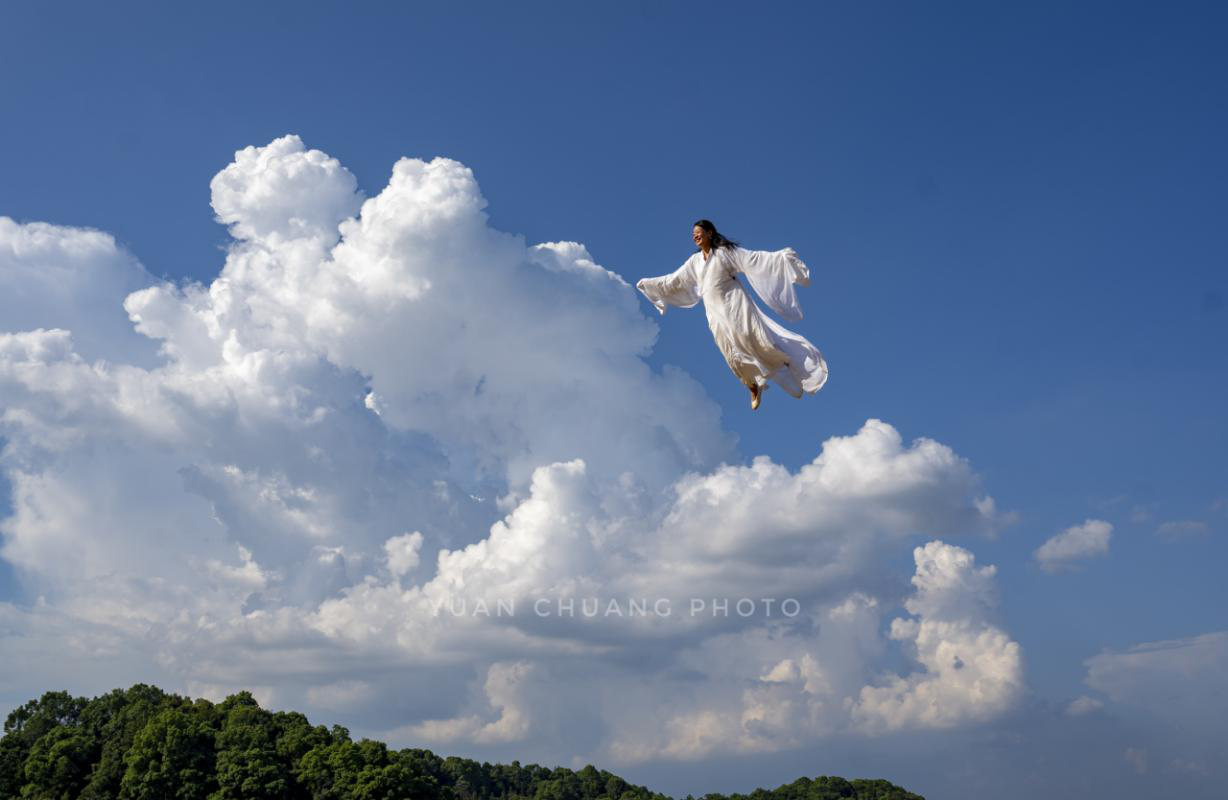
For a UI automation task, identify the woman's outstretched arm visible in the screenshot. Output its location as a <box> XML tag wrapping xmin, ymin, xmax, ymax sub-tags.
<box><xmin>636</xmin><ymin>257</ymin><xmax>700</xmax><ymax>315</ymax></box>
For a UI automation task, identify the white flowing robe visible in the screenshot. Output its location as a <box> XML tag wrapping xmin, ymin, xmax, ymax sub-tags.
<box><xmin>636</xmin><ymin>245</ymin><xmax>828</xmax><ymax>398</ymax></box>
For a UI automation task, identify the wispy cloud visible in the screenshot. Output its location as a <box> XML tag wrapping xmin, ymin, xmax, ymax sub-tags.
<box><xmin>1034</xmin><ymin>519</ymin><xmax>1112</xmax><ymax>573</ymax></box>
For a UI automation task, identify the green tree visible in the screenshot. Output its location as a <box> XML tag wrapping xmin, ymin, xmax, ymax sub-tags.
<box><xmin>119</xmin><ymin>706</ymin><xmax>216</xmax><ymax>800</ymax></box>
<box><xmin>81</xmin><ymin>684</ymin><xmax>177</xmax><ymax>799</ymax></box>
<box><xmin>210</xmin><ymin>692</ymin><xmax>290</xmax><ymax>800</ymax></box>
<box><xmin>20</xmin><ymin>725</ymin><xmax>94</xmax><ymax>800</ymax></box>
<box><xmin>4</xmin><ymin>690</ymin><xmax>88</xmax><ymax>744</ymax></box>
<box><xmin>2</xmin><ymin>690</ymin><xmax>99</xmax><ymax>799</ymax></box>
<box><xmin>297</xmin><ymin>740</ymin><xmax>364</xmax><ymax>800</ymax></box>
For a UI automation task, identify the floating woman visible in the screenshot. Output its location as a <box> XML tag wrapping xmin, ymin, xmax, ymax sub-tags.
<box><xmin>636</xmin><ymin>219</ymin><xmax>828</xmax><ymax>410</ymax></box>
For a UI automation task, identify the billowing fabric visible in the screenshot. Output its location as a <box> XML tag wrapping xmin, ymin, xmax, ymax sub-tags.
<box><xmin>636</xmin><ymin>245</ymin><xmax>828</xmax><ymax>398</ymax></box>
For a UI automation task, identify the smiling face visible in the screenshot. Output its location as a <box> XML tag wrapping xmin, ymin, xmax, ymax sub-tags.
<box><xmin>693</xmin><ymin>224</ymin><xmax>711</xmax><ymax>249</ymax></box>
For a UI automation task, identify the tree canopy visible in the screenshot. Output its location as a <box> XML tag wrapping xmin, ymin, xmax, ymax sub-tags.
<box><xmin>0</xmin><ymin>686</ymin><xmax>924</xmax><ymax>800</ymax></box>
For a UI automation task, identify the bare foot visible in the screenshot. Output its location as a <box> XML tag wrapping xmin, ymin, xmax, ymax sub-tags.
<box><xmin>750</xmin><ymin>384</ymin><xmax>762</xmax><ymax>410</ymax></box>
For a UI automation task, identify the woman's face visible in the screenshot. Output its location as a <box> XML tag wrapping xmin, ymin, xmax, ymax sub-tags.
<box><xmin>693</xmin><ymin>225</ymin><xmax>710</xmax><ymax>249</ymax></box>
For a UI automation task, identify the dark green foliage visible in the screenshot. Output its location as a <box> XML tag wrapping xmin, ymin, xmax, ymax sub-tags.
<box><xmin>0</xmin><ymin>736</ymin><xmax>26</xmax><ymax>799</ymax></box>
<box><xmin>697</xmin><ymin>776</ymin><xmax>924</xmax><ymax>800</ymax></box>
<box><xmin>0</xmin><ymin>686</ymin><xmax>924</xmax><ymax>800</ymax></box>
<box><xmin>21</xmin><ymin>725</ymin><xmax>94</xmax><ymax>799</ymax></box>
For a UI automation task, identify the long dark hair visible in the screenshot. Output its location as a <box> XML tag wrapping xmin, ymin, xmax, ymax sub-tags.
<box><xmin>693</xmin><ymin>219</ymin><xmax>739</xmax><ymax>251</ymax></box>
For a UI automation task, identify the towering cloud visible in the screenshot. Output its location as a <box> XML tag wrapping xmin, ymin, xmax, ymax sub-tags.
<box><xmin>851</xmin><ymin>541</ymin><xmax>1022</xmax><ymax>732</ymax></box>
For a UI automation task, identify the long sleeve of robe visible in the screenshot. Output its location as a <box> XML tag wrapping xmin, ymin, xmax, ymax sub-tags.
<box><xmin>733</xmin><ymin>246</ymin><xmax>809</xmax><ymax>322</ymax></box>
<box><xmin>635</xmin><ymin>260</ymin><xmax>699</xmax><ymax>315</ymax></box>
<box><xmin>636</xmin><ymin>245</ymin><xmax>828</xmax><ymax>398</ymax></box>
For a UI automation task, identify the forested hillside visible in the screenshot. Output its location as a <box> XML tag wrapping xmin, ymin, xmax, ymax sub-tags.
<box><xmin>0</xmin><ymin>685</ymin><xmax>923</xmax><ymax>800</ymax></box>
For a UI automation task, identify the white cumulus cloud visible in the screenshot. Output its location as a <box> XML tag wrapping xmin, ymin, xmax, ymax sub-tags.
<box><xmin>850</xmin><ymin>541</ymin><xmax>1022</xmax><ymax>732</ymax></box>
<box><xmin>0</xmin><ymin>217</ymin><xmax>161</xmax><ymax>365</ymax></box>
<box><xmin>385</xmin><ymin>531</ymin><xmax>425</xmax><ymax>577</ymax></box>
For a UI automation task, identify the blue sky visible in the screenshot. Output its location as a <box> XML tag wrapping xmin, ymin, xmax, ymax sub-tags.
<box><xmin>2</xmin><ymin>2</ymin><xmax>1226</xmax><ymax>798</ymax></box>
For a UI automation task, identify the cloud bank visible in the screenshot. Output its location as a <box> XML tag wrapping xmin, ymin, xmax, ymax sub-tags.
<box><xmin>1</xmin><ymin>135</ymin><xmax>1018</xmax><ymax>769</ymax></box>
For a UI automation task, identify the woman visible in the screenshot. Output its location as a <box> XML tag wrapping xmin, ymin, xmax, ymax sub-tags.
<box><xmin>636</xmin><ymin>220</ymin><xmax>828</xmax><ymax>410</ymax></box>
